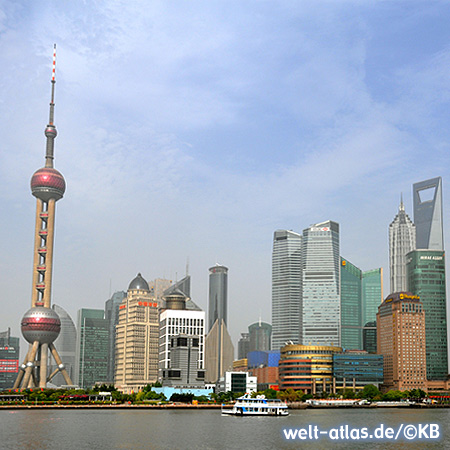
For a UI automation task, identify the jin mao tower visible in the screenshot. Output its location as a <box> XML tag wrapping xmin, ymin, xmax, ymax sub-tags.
<box><xmin>14</xmin><ymin>46</ymin><xmax>73</xmax><ymax>389</ymax></box>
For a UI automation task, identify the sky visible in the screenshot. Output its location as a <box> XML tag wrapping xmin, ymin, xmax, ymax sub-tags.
<box><xmin>0</xmin><ymin>1</ymin><xmax>449</xmax><ymax>356</ymax></box>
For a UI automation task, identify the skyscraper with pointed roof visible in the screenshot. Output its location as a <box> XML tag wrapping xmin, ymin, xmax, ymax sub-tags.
<box><xmin>389</xmin><ymin>196</ymin><xmax>416</xmax><ymax>293</ymax></box>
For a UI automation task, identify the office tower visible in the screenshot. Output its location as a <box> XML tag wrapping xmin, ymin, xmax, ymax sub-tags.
<box><xmin>51</xmin><ymin>305</ymin><xmax>77</xmax><ymax>387</ymax></box>
<box><xmin>407</xmin><ymin>250</ymin><xmax>448</xmax><ymax>379</ymax></box>
<box><xmin>164</xmin><ymin>275</ymin><xmax>191</xmax><ymax>298</ymax></box>
<box><xmin>14</xmin><ymin>46</ymin><xmax>72</xmax><ymax>389</ymax></box>
<box><xmin>301</xmin><ymin>221</ymin><xmax>340</xmax><ymax>346</ymax></box>
<box><xmin>205</xmin><ymin>319</ymin><xmax>234</xmax><ymax>383</ymax></box>
<box><xmin>271</xmin><ymin>230</ymin><xmax>302</xmax><ymax>350</ymax></box>
<box><xmin>238</xmin><ymin>333</ymin><xmax>250</xmax><ymax>360</ymax></box>
<box><xmin>340</xmin><ymin>259</ymin><xmax>362</xmax><ymax>350</ymax></box>
<box><xmin>377</xmin><ymin>292</ymin><xmax>427</xmax><ymax>391</ymax></box>
<box><xmin>115</xmin><ymin>273</ymin><xmax>159</xmax><ymax>392</ymax></box>
<box><xmin>105</xmin><ymin>291</ymin><xmax>126</xmax><ymax>382</ymax></box>
<box><xmin>248</xmin><ymin>321</ymin><xmax>272</xmax><ymax>352</ymax></box>
<box><xmin>75</xmin><ymin>309</ymin><xmax>109</xmax><ymax>389</ymax></box>
<box><xmin>0</xmin><ymin>329</ymin><xmax>20</xmax><ymax>390</ymax></box>
<box><xmin>362</xmin><ymin>268</ymin><xmax>383</xmax><ymax>353</ymax></box>
<box><xmin>413</xmin><ymin>177</ymin><xmax>444</xmax><ymax>250</ymax></box>
<box><xmin>389</xmin><ymin>197</ymin><xmax>416</xmax><ymax>293</ymax></box>
<box><xmin>159</xmin><ymin>289</ymin><xmax>205</xmax><ymax>384</ymax></box>
<box><xmin>208</xmin><ymin>264</ymin><xmax>228</xmax><ymax>332</ymax></box>
<box><xmin>151</xmin><ymin>278</ymin><xmax>171</xmax><ymax>307</ymax></box>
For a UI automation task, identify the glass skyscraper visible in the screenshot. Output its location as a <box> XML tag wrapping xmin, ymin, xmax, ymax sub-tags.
<box><xmin>0</xmin><ymin>329</ymin><xmax>19</xmax><ymax>390</ymax></box>
<box><xmin>271</xmin><ymin>230</ymin><xmax>302</xmax><ymax>350</ymax></box>
<box><xmin>407</xmin><ymin>249</ymin><xmax>448</xmax><ymax>380</ymax></box>
<box><xmin>208</xmin><ymin>265</ymin><xmax>228</xmax><ymax>332</ymax></box>
<box><xmin>389</xmin><ymin>198</ymin><xmax>416</xmax><ymax>293</ymax></box>
<box><xmin>362</xmin><ymin>268</ymin><xmax>383</xmax><ymax>353</ymax></box>
<box><xmin>413</xmin><ymin>177</ymin><xmax>444</xmax><ymax>250</ymax></box>
<box><xmin>301</xmin><ymin>221</ymin><xmax>340</xmax><ymax>346</ymax></box>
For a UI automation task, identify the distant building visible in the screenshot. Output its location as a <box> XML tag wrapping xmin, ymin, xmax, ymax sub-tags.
<box><xmin>407</xmin><ymin>250</ymin><xmax>448</xmax><ymax>380</ymax></box>
<box><xmin>115</xmin><ymin>273</ymin><xmax>159</xmax><ymax>392</ymax></box>
<box><xmin>271</xmin><ymin>230</ymin><xmax>302</xmax><ymax>350</ymax></box>
<box><xmin>216</xmin><ymin>371</ymin><xmax>257</xmax><ymax>394</ymax></box>
<box><xmin>389</xmin><ymin>197</ymin><xmax>415</xmax><ymax>293</ymax></box>
<box><xmin>333</xmin><ymin>351</ymin><xmax>384</xmax><ymax>390</ymax></box>
<box><xmin>0</xmin><ymin>328</ymin><xmax>19</xmax><ymax>390</ymax></box>
<box><xmin>151</xmin><ymin>278</ymin><xmax>172</xmax><ymax>307</ymax></box>
<box><xmin>301</xmin><ymin>221</ymin><xmax>340</xmax><ymax>346</ymax></box>
<box><xmin>75</xmin><ymin>309</ymin><xmax>109</xmax><ymax>389</ymax></box>
<box><xmin>413</xmin><ymin>177</ymin><xmax>444</xmax><ymax>251</ymax></box>
<box><xmin>104</xmin><ymin>291</ymin><xmax>126</xmax><ymax>383</ymax></box>
<box><xmin>237</xmin><ymin>333</ymin><xmax>250</xmax><ymax>360</ymax></box>
<box><xmin>163</xmin><ymin>275</ymin><xmax>191</xmax><ymax>298</ymax></box>
<box><xmin>232</xmin><ymin>358</ymin><xmax>248</xmax><ymax>372</ymax></box>
<box><xmin>51</xmin><ymin>305</ymin><xmax>77</xmax><ymax>387</ymax></box>
<box><xmin>361</xmin><ymin>269</ymin><xmax>383</xmax><ymax>353</ymax></box>
<box><xmin>377</xmin><ymin>292</ymin><xmax>427</xmax><ymax>391</ymax></box>
<box><xmin>208</xmin><ymin>265</ymin><xmax>228</xmax><ymax>332</ymax></box>
<box><xmin>205</xmin><ymin>319</ymin><xmax>234</xmax><ymax>383</ymax></box>
<box><xmin>249</xmin><ymin>321</ymin><xmax>271</xmax><ymax>352</ymax></box>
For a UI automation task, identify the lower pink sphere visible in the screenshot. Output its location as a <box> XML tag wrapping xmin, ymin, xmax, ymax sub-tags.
<box><xmin>21</xmin><ymin>307</ymin><xmax>61</xmax><ymax>344</ymax></box>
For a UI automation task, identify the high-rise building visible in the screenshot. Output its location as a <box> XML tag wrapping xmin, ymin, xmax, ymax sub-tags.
<box><xmin>237</xmin><ymin>333</ymin><xmax>250</xmax><ymax>360</ymax></box>
<box><xmin>413</xmin><ymin>177</ymin><xmax>444</xmax><ymax>250</ymax></box>
<box><xmin>362</xmin><ymin>268</ymin><xmax>383</xmax><ymax>353</ymax></box>
<box><xmin>51</xmin><ymin>305</ymin><xmax>77</xmax><ymax>387</ymax></box>
<box><xmin>159</xmin><ymin>289</ymin><xmax>205</xmax><ymax>384</ymax></box>
<box><xmin>151</xmin><ymin>278</ymin><xmax>171</xmax><ymax>307</ymax></box>
<box><xmin>407</xmin><ymin>250</ymin><xmax>448</xmax><ymax>379</ymax></box>
<box><xmin>271</xmin><ymin>230</ymin><xmax>302</xmax><ymax>350</ymax></box>
<box><xmin>208</xmin><ymin>264</ymin><xmax>228</xmax><ymax>332</ymax></box>
<box><xmin>248</xmin><ymin>321</ymin><xmax>272</xmax><ymax>353</ymax></box>
<box><xmin>75</xmin><ymin>309</ymin><xmax>109</xmax><ymax>389</ymax></box>
<box><xmin>389</xmin><ymin>198</ymin><xmax>416</xmax><ymax>293</ymax></box>
<box><xmin>340</xmin><ymin>259</ymin><xmax>362</xmax><ymax>350</ymax></box>
<box><xmin>301</xmin><ymin>221</ymin><xmax>340</xmax><ymax>346</ymax></box>
<box><xmin>0</xmin><ymin>329</ymin><xmax>20</xmax><ymax>390</ymax></box>
<box><xmin>105</xmin><ymin>291</ymin><xmax>126</xmax><ymax>383</ymax></box>
<box><xmin>115</xmin><ymin>273</ymin><xmax>159</xmax><ymax>392</ymax></box>
<box><xmin>14</xmin><ymin>46</ymin><xmax>73</xmax><ymax>389</ymax></box>
<box><xmin>205</xmin><ymin>318</ymin><xmax>234</xmax><ymax>383</ymax></box>
<box><xmin>377</xmin><ymin>292</ymin><xmax>427</xmax><ymax>391</ymax></box>
<box><xmin>164</xmin><ymin>275</ymin><xmax>191</xmax><ymax>298</ymax></box>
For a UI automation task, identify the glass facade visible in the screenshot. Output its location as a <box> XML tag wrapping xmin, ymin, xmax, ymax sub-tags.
<box><xmin>333</xmin><ymin>353</ymin><xmax>384</xmax><ymax>385</ymax></box>
<box><xmin>302</xmin><ymin>221</ymin><xmax>340</xmax><ymax>346</ymax></box>
<box><xmin>0</xmin><ymin>329</ymin><xmax>19</xmax><ymax>390</ymax></box>
<box><xmin>340</xmin><ymin>259</ymin><xmax>362</xmax><ymax>350</ymax></box>
<box><xmin>271</xmin><ymin>230</ymin><xmax>302</xmax><ymax>350</ymax></box>
<box><xmin>208</xmin><ymin>265</ymin><xmax>228</xmax><ymax>332</ymax></box>
<box><xmin>248</xmin><ymin>321</ymin><xmax>272</xmax><ymax>352</ymax></box>
<box><xmin>362</xmin><ymin>268</ymin><xmax>383</xmax><ymax>353</ymax></box>
<box><xmin>75</xmin><ymin>309</ymin><xmax>109</xmax><ymax>389</ymax></box>
<box><xmin>406</xmin><ymin>250</ymin><xmax>448</xmax><ymax>380</ymax></box>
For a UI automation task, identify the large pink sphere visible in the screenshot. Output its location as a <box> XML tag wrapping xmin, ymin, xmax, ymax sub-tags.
<box><xmin>21</xmin><ymin>307</ymin><xmax>61</xmax><ymax>344</ymax></box>
<box><xmin>31</xmin><ymin>167</ymin><xmax>66</xmax><ymax>201</ymax></box>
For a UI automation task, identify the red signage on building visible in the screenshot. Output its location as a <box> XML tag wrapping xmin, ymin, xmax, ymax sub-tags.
<box><xmin>0</xmin><ymin>360</ymin><xmax>19</xmax><ymax>373</ymax></box>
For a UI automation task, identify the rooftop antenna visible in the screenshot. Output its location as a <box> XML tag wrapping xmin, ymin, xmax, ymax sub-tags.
<box><xmin>45</xmin><ymin>44</ymin><xmax>57</xmax><ymax>169</ymax></box>
<box><xmin>186</xmin><ymin>257</ymin><xmax>190</xmax><ymax>277</ymax></box>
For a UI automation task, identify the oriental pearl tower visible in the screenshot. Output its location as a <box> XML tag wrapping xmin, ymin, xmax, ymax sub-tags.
<box><xmin>13</xmin><ymin>45</ymin><xmax>73</xmax><ymax>389</ymax></box>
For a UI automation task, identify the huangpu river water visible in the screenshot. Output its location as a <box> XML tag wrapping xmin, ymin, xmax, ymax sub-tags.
<box><xmin>1</xmin><ymin>407</ymin><xmax>450</xmax><ymax>449</ymax></box>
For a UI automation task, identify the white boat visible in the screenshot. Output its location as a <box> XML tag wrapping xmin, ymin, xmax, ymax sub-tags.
<box><xmin>221</xmin><ymin>393</ymin><xmax>289</xmax><ymax>416</ymax></box>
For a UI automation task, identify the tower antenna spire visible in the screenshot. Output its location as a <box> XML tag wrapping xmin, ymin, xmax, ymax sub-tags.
<box><xmin>45</xmin><ymin>44</ymin><xmax>57</xmax><ymax>168</ymax></box>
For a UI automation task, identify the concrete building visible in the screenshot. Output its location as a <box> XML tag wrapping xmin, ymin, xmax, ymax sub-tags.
<box><xmin>377</xmin><ymin>292</ymin><xmax>427</xmax><ymax>391</ymax></box>
<box><xmin>75</xmin><ymin>309</ymin><xmax>109</xmax><ymax>389</ymax></box>
<box><xmin>279</xmin><ymin>344</ymin><xmax>341</xmax><ymax>393</ymax></box>
<box><xmin>216</xmin><ymin>371</ymin><xmax>257</xmax><ymax>394</ymax></box>
<box><xmin>0</xmin><ymin>329</ymin><xmax>20</xmax><ymax>390</ymax></box>
<box><xmin>208</xmin><ymin>265</ymin><xmax>228</xmax><ymax>332</ymax></box>
<box><xmin>302</xmin><ymin>221</ymin><xmax>340</xmax><ymax>346</ymax></box>
<box><xmin>51</xmin><ymin>304</ymin><xmax>77</xmax><ymax>387</ymax></box>
<box><xmin>389</xmin><ymin>198</ymin><xmax>416</xmax><ymax>293</ymax></box>
<box><xmin>413</xmin><ymin>177</ymin><xmax>444</xmax><ymax>251</ymax></box>
<box><xmin>205</xmin><ymin>319</ymin><xmax>234</xmax><ymax>383</ymax></box>
<box><xmin>237</xmin><ymin>332</ymin><xmax>250</xmax><ymax>360</ymax></box>
<box><xmin>104</xmin><ymin>291</ymin><xmax>126</xmax><ymax>383</ymax></box>
<box><xmin>271</xmin><ymin>230</ymin><xmax>302</xmax><ymax>350</ymax></box>
<box><xmin>159</xmin><ymin>289</ymin><xmax>205</xmax><ymax>385</ymax></box>
<box><xmin>115</xmin><ymin>273</ymin><xmax>159</xmax><ymax>392</ymax></box>
<box><xmin>407</xmin><ymin>250</ymin><xmax>448</xmax><ymax>379</ymax></box>
<box><xmin>249</xmin><ymin>321</ymin><xmax>272</xmax><ymax>353</ymax></box>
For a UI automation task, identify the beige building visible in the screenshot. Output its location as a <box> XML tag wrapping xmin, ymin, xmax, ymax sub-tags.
<box><xmin>115</xmin><ymin>273</ymin><xmax>159</xmax><ymax>393</ymax></box>
<box><xmin>377</xmin><ymin>292</ymin><xmax>427</xmax><ymax>391</ymax></box>
<box><xmin>205</xmin><ymin>319</ymin><xmax>234</xmax><ymax>383</ymax></box>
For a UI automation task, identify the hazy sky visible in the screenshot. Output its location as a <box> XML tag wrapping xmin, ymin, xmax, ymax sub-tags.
<box><xmin>1</xmin><ymin>1</ymin><xmax>449</xmax><ymax>353</ymax></box>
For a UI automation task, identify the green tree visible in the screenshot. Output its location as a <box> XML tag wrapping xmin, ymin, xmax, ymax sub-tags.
<box><xmin>360</xmin><ymin>384</ymin><xmax>381</xmax><ymax>400</ymax></box>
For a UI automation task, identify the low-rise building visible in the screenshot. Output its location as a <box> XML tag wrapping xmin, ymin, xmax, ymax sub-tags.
<box><xmin>216</xmin><ymin>371</ymin><xmax>257</xmax><ymax>394</ymax></box>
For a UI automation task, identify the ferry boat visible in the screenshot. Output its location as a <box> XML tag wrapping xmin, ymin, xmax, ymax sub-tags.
<box><xmin>221</xmin><ymin>394</ymin><xmax>289</xmax><ymax>416</ymax></box>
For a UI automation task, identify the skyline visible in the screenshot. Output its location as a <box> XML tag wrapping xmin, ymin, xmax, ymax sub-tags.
<box><xmin>1</xmin><ymin>2</ymin><xmax>450</xmax><ymax>351</ymax></box>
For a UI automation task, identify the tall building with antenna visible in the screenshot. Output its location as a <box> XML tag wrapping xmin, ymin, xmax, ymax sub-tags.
<box><xmin>13</xmin><ymin>46</ymin><xmax>73</xmax><ymax>389</ymax></box>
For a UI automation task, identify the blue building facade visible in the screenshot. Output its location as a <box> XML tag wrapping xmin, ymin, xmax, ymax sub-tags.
<box><xmin>333</xmin><ymin>352</ymin><xmax>383</xmax><ymax>389</ymax></box>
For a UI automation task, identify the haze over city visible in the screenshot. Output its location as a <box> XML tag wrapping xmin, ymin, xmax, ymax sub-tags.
<box><xmin>1</xmin><ymin>1</ymin><xmax>449</xmax><ymax>351</ymax></box>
